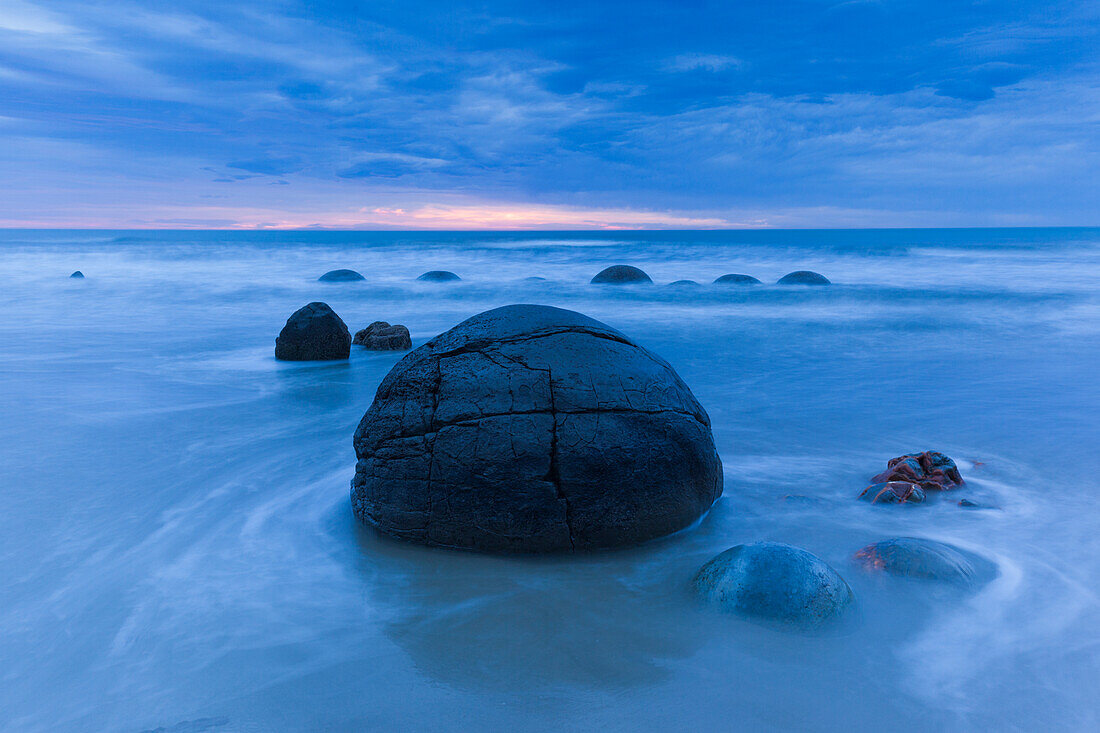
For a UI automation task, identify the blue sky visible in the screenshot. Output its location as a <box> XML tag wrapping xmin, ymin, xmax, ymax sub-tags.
<box><xmin>0</xmin><ymin>0</ymin><xmax>1097</xmax><ymax>228</ymax></box>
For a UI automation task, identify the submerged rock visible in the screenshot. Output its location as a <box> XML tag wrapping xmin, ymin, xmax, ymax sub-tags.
<box><xmin>318</xmin><ymin>269</ymin><xmax>365</xmax><ymax>282</ymax></box>
<box><xmin>275</xmin><ymin>302</ymin><xmax>350</xmax><ymax>361</ymax></box>
<box><xmin>351</xmin><ymin>304</ymin><xmax>723</xmax><ymax>552</ymax></box>
<box><xmin>871</xmin><ymin>451</ymin><xmax>964</xmax><ymax>491</ymax></box>
<box><xmin>524</xmin><ymin>276</ymin><xmax>547</xmax><ymax>282</ymax></box>
<box><xmin>70</xmin><ymin>271</ymin><xmax>85</xmax><ymax>278</ymax></box>
<box><xmin>859</xmin><ymin>481</ymin><xmax>926</xmax><ymax>505</ymax></box>
<box><xmin>417</xmin><ymin>270</ymin><xmax>461</xmax><ymax>282</ymax></box>
<box><xmin>777</xmin><ymin>271</ymin><xmax>830</xmax><ymax>285</ymax></box>
<box><xmin>694</xmin><ymin>542</ymin><xmax>854</xmax><ymax>628</ymax></box>
<box><xmin>354</xmin><ymin>321</ymin><xmax>412</xmax><ymax>351</ymax></box>
<box><xmin>667</xmin><ymin>279</ymin><xmax>702</xmax><ymax>288</ymax></box>
<box><xmin>590</xmin><ymin>265</ymin><xmax>653</xmax><ymax>284</ymax></box>
<box><xmin>713</xmin><ymin>273</ymin><xmax>761</xmax><ymax>285</ymax></box>
<box><xmin>853</xmin><ymin>537</ymin><xmax>977</xmax><ymax>586</ymax></box>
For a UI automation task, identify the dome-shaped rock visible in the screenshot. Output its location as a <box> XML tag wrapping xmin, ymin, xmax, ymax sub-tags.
<box><xmin>853</xmin><ymin>537</ymin><xmax>978</xmax><ymax>586</ymax></box>
<box><xmin>777</xmin><ymin>271</ymin><xmax>830</xmax><ymax>285</ymax></box>
<box><xmin>590</xmin><ymin>265</ymin><xmax>653</xmax><ymax>284</ymax></box>
<box><xmin>318</xmin><ymin>269</ymin><xmax>365</xmax><ymax>282</ymax></box>
<box><xmin>417</xmin><ymin>270</ymin><xmax>461</xmax><ymax>282</ymax></box>
<box><xmin>713</xmin><ymin>273</ymin><xmax>761</xmax><ymax>285</ymax></box>
<box><xmin>70</xmin><ymin>271</ymin><xmax>85</xmax><ymax>279</ymax></box>
<box><xmin>667</xmin><ymin>279</ymin><xmax>702</xmax><ymax>288</ymax></box>
<box><xmin>351</xmin><ymin>304</ymin><xmax>723</xmax><ymax>552</ymax></box>
<box><xmin>694</xmin><ymin>542</ymin><xmax>854</xmax><ymax>628</ymax></box>
<box><xmin>275</xmin><ymin>302</ymin><xmax>351</xmax><ymax>361</ymax></box>
<box><xmin>354</xmin><ymin>321</ymin><xmax>412</xmax><ymax>351</ymax></box>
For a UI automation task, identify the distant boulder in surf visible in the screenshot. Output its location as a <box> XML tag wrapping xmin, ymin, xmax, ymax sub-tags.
<box><xmin>69</xmin><ymin>271</ymin><xmax>85</xmax><ymax>279</ymax></box>
<box><xmin>777</xmin><ymin>271</ymin><xmax>830</xmax><ymax>285</ymax></box>
<box><xmin>871</xmin><ymin>451</ymin><xmax>963</xmax><ymax>492</ymax></box>
<box><xmin>275</xmin><ymin>302</ymin><xmax>350</xmax><ymax>361</ymax></box>
<box><xmin>524</xmin><ymin>276</ymin><xmax>547</xmax><ymax>282</ymax></box>
<box><xmin>667</xmin><ymin>279</ymin><xmax>702</xmax><ymax>288</ymax></box>
<box><xmin>694</xmin><ymin>542</ymin><xmax>854</xmax><ymax>628</ymax></box>
<box><xmin>318</xmin><ymin>269</ymin><xmax>365</xmax><ymax>282</ymax></box>
<box><xmin>858</xmin><ymin>481</ymin><xmax>926</xmax><ymax>505</ymax></box>
<box><xmin>713</xmin><ymin>273</ymin><xmax>761</xmax><ymax>285</ymax></box>
<box><xmin>354</xmin><ymin>321</ymin><xmax>412</xmax><ymax>351</ymax></box>
<box><xmin>590</xmin><ymin>265</ymin><xmax>653</xmax><ymax>284</ymax></box>
<box><xmin>351</xmin><ymin>304</ymin><xmax>722</xmax><ymax>552</ymax></box>
<box><xmin>853</xmin><ymin>537</ymin><xmax>981</xmax><ymax>587</ymax></box>
<box><xmin>417</xmin><ymin>270</ymin><xmax>461</xmax><ymax>282</ymax></box>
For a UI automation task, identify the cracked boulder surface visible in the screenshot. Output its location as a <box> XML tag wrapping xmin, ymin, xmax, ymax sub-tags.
<box><xmin>274</xmin><ymin>302</ymin><xmax>351</xmax><ymax>361</ymax></box>
<box><xmin>351</xmin><ymin>304</ymin><xmax>723</xmax><ymax>553</ymax></box>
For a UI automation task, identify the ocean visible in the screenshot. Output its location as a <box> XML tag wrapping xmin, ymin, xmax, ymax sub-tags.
<box><xmin>1</xmin><ymin>228</ymin><xmax>1098</xmax><ymax>731</ymax></box>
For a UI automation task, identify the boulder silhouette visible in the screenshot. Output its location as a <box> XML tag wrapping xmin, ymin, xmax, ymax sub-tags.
<box><xmin>274</xmin><ymin>302</ymin><xmax>351</xmax><ymax>361</ymax></box>
<box><xmin>590</xmin><ymin>265</ymin><xmax>653</xmax><ymax>284</ymax></box>
<box><xmin>713</xmin><ymin>274</ymin><xmax>761</xmax><ymax>285</ymax></box>
<box><xmin>777</xmin><ymin>271</ymin><xmax>830</xmax><ymax>285</ymax></box>
<box><xmin>417</xmin><ymin>270</ymin><xmax>461</xmax><ymax>282</ymax></box>
<box><xmin>318</xmin><ymin>269</ymin><xmax>365</xmax><ymax>282</ymax></box>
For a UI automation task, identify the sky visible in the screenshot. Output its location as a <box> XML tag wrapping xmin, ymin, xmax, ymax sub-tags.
<box><xmin>0</xmin><ymin>0</ymin><xmax>1098</xmax><ymax>229</ymax></box>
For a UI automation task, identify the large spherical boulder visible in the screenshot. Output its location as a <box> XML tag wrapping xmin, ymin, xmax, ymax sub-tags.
<box><xmin>318</xmin><ymin>269</ymin><xmax>365</xmax><ymax>282</ymax></box>
<box><xmin>853</xmin><ymin>537</ymin><xmax>978</xmax><ymax>586</ymax></box>
<box><xmin>777</xmin><ymin>271</ymin><xmax>830</xmax><ymax>285</ymax></box>
<box><xmin>713</xmin><ymin>273</ymin><xmax>761</xmax><ymax>285</ymax></box>
<box><xmin>871</xmin><ymin>451</ymin><xmax>963</xmax><ymax>491</ymax></box>
<box><xmin>417</xmin><ymin>270</ymin><xmax>461</xmax><ymax>282</ymax></box>
<box><xmin>590</xmin><ymin>265</ymin><xmax>653</xmax><ymax>284</ymax></box>
<box><xmin>354</xmin><ymin>321</ymin><xmax>412</xmax><ymax>351</ymax></box>
<box><xmin>351</xmin><ymin>304</ymin><xmax>723</xmax><ymax>552</ymax></box>
<box><xmin>694</xmin><ymin>542</ymin><xmax>854</xmax><ymax>628</ymax></box>
<box><xmin>275</xmin><ymin>302</ymin><xmax>350</xmax><ymax>361</ymax></box>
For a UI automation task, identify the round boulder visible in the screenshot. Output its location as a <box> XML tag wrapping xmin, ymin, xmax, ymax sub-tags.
<box><xmin>275</xmin><ymin>302</ymin><xmax>350</xmax><ymax>361</ymax></box>
<box><xmin>590</xmin><ymin>265</ymin><xmax>653</xmax><ymax>285</ymax></box>
<box><xmin>354</xmin><ymin>321</ymin><xmax>412</xmax><ymax>351</ymax></box>
<box><xmin>351</xmin><ymin>304</ymin><xmax>723</xmax><ymax>552</ymax></box>
<box><xmin>70</xmin><ymin>271</ymin><xmax>85</xmax><ymax>279</ymax></box>
<box><xmin>694</xmin><ymin>542</ymin><xmax>854</xmax><ymax>628</ymax></box>
<box><xmin>713</xmin><ymin>273</ymin><xmax>761</xmax><ymax>285</ymax></box>
<box><xmin>853</xmin><ymin>537</ymin><xmax>978</xmax><ymax>586</ymax></box>
<box><xmin>777</xmin><ymin>271</ymin><xmax>830</xmax><ymax>285</ymax></box>
<box><xmin>667</xmin><ymin>279</ymin><xmax>702</xmax><ymax>288</ymax></box>
<box><xmin>318</xmin><ymin>269</ymin><xmax>365</xmax><ymax>282</ymax></box>
<box><xmin>417</xmin><ymin>270</ymin><xmax>461</xmax><ymax>282</ymax></box>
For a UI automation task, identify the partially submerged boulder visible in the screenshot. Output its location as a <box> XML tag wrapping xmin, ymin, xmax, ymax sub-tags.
<box><xmin>590</xmin><ymin>265</ymin><xmax>653</xmax><ymax>284</ymax></box>
<box><xmin>777</xmin><ymin>271</ymin><xmax>830</xmax><ymax>285</ymax></box>
<box><xmin>351</xmin><ymin>304</ymin><xmax>723</xmax><ymax>552</ymax></box>
<box><xmin>871</xmin><ymin>451</ymin><xmax>963</xmax><ymax>491</ymax></box>
<box><xmin>713</xmin><ymin>273</ymin><xmax>761</xmax><ymax>285</ymax></box>
<box><xmin>667</xmin><ymin>279</ymin><xmax>702</xmax><ymax>288</ymax></box>
<box><xmin>69</xmin><ymin>270</ymin><xmax>85</xmax><ymax>279</ymax></box>
<box><xmin>354</xmin><ymin>321</ymin><xmax>412</xmax><ymax>351</ymax></box>
<box><xmin>417</xmin><ymin>270</ymin><xmax>461</xmax><ymax>282</ymax></box>
<box><xmin>853</xmin><ymin>537</ymin><xmax>978</xmax><ymax>586</ymax></box>
<box><xmin>694</xmin><ymin>542</ymin><xmax>854</xmax><ymax>628</ymax></box>
<box><xmin>318</xmin><ymin>269</ymin><xmax>365</xmax><ymax>282</ymax></box>
<box><xmin>858</xmin><ymin>481</ymin><xmax>926</xmax><ymax>505</ymax></box>
<box><xmin>275</xmin><ymin>302</ymin><xmax>351</xmax><ymax>361</ymax></box>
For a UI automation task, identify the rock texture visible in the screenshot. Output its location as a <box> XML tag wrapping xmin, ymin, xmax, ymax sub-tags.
<box><xmin>694</xmin><ymin>542</ymin><xmax>854</xmax><ymax>628</ymax></box>
<box><xmin>590</xmin><ymin>265</ymin><xmax>653</xmax><ymax>284</ymax></box>
<box><xmin>777</xmin><ymin>271</ymin><xmax>830</xmax><ymax>285</ymax></box>
<box><xmin>417</xmin><ymin>270</ymin><xmax>461</xmax><ymax>282</ymax></box>
<box><xmin>853</xmin><ymin>537</ymin><xmax>977</xmax><ymax>586</ymax></box>
<box><xmin>713</xmin><ymin>273</ymin><xmax>761</xmax><ymax>285</ymax></box>
<box><xmin>354</xmin><ymin>321</ymin><xmax>413</xmax><ymax>351</ymax></box>
<box><xmin>274</xmin><ymin>302</ymin><xmax>351</xmax><ymax>361</ymax></box>
<box><xmin>871</xmin><ymin>451</ymin><xmax>963</xmax><ymax>491</ymax></box>
<box><xmin>858</xmin><ymin>481</ymin><xmax>926</xmax><ymax>505</ymax></box>
<box><xmin>318</xmin><ymin>269</ymin><xmax>365</xmax><ymax>282</ymax></box>
<box><xmin>351</xmin><ymin>304</ymin><xmax>723</xmax><ymax>552</ymax></box>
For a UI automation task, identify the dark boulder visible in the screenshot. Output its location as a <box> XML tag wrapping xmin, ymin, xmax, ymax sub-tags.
<box><xmin>777</xmin><ymin>271</ymin><xmax>830</xmax><ymax>285</ymax></box>
<box><xmin>853</xmin><ymin>537</ymin><xmax>978</xmax><ymax>586</ymax></box>
<box><xmin>351</xmin><ymin>304</ymin><xmax>722</xmax><ymax>552</ymax></box>
<box><xmin>590</xmin><ymin>265</ymin><xmax>653</xmax><ymax>284</ymax></box>
<box><xmin>871</xmin><ymin>451</ymin><xmax>963</xmax><ymax>491</ymax></box>
<box><xmin>713</xmin><ymin>273</ymin><xmax>761</xmax><ymax>285</ymax></box>
<box><xmin>858</xmin><ymin>481</ymin><xmax>925</xmax><ymax>505</ymax></box>
<box><xmin>318</xmin><ymin>269</ymin><xmax>365</xmax><ymax>282</ymax></box>
<box><xmin>667</xmin><ymin>279</ymin><xmax>702</xmax><ymax>288</ymax></box>
<box><xmin>70</xmin><ymin>271</ymin><xmax>85</xmax><ymax>279</ymax></box>
<box><xmin>274</xmin><ymin>302</ymin><xmax>351</xmax><ymax>361</ymax></box>
<box><xmin>417</xmin><ymin>270</ymin><xmax>461</xmax><ymax>282</ymax></box>
<box><xmin>524</xmin><ymin>276</ymin><xmax>547</xmax><ymax>282</ymax></box>
<box><xmin>694</xmin><ymin>542</ymin><xmax>854</xmax><ymax>628</ymax></box>
<box><xmin>354</xmin><ymin>321</ymin><xmax>412</xmax><ymax>351</ymax></box>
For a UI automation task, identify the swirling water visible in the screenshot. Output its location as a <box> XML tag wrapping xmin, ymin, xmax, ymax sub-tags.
<box><xmin>1</xmin><ymin>228</ymin><xmax>1098</xmax><ymax>732</ymax></box>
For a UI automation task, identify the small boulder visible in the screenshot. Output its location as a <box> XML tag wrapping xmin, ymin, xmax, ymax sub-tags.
<box><xmin>417</xmin><ymin>270</ymin><xmax>461</xmax><ymax>282</ymax></box>
<box><xmin>275</xmin><ymin>302</ymin><xmax>351</xmax><ymax>361</ymax></box>
<box><xmin>694</xmin><ymin>542</ymin><xmax>854</xmax><ymax>628</ymax></box>
<box><xmin>858</xmin><ymin>481</ymin><xmax>925</xmax><ymax>505</ymax></box>
<box><xmin>524</xmin><ymin>276</ymin><xmax>547</xmax><ymax>282</ymax></box>
<box><xmin>667</xmin><ymin>279</ymin><xmax>702</xmax><ymax>288</ymax></box>
<box><xmin>871</xmin><ymin>451</ymin><xmax>963</xmax><ymax>491</ymax></box>
<box><xmin>713</xmin><ymin>273</ymin><xmax>761</xmax><ymax>285</ymax></box>
<box><xmin>777</xmin><ymin>271</ymin><xmax>830</xmax><ymax>285</ymax></box>
<box><xmin>318</xmin><ymin>269</ymin><xmax>365</xmax><ymax>282</ymax></box>
<box><xmin>590</xmin><ymin>265</ymin><xmax>653</xmax><ymax>284</ymax></box>
<box><xmin>70</xmin><ymin>271</ymin><xmax>85</xmax><ymax>279</ymax></box>
<box><xmin>853</xmin><ymin>538</ymin><xmax>977</xmax><ymax>586</ymax></box>
<box><xmin>354</xmin><ymin>321</ymin><xmax>412</xmax><ymax>351</ymax></box>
